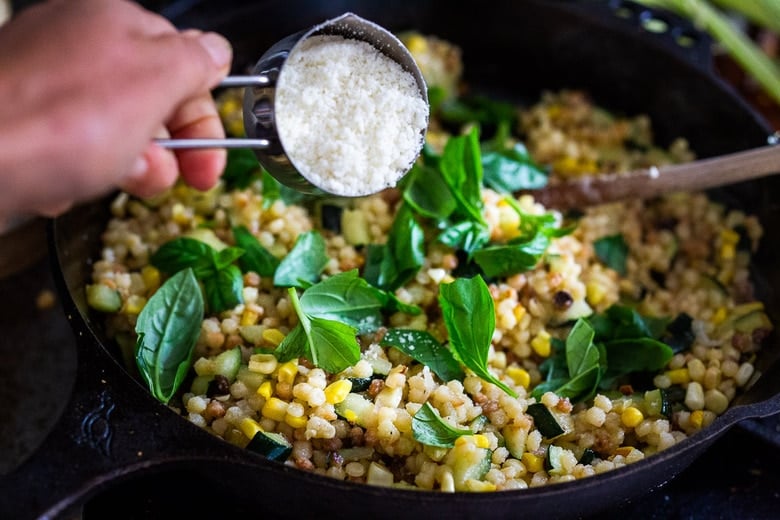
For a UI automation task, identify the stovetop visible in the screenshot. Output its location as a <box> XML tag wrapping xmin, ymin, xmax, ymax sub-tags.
<box><xmin>1</xmin><ymin>250</ymin><xmax>779</xmax><ymax>519</ymax></box>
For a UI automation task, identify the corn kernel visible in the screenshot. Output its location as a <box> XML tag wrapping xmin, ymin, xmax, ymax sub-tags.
<box><xmin>239</xmin><ymin>417</ymin><xmax>263</xmax><ymax>440</ymax></box>
<box><xmin>262</xmin><ymin>328</ymin><xmax>286</xmax><ymax>347</ymax></box>
<box><xmin>278</xmin><ymin>360</ymin><xmax>298</xmax><ymax>384</ymax></box>
<box><xmin>123</xmin><ymin>295</ymin><xmax>147</xmax><ymax>315</ymax></box>
<box><xmin>473</xmin><ymin>434</ymin><xmax>490</xmax><ymax>449</ymax></box>
<box><xmin>240</xmin><ymin>310</ymin><xmax>259</xmax><ymax>326</ymax></box>
<box><xmin>586</xmin><ymin>281</ymin><xmax>606</xmax><ymax>306</ymax></box>
<box><xmin>257</xmin><ymin>381</ymin><xmax>273</xmax><ymax>399</ymax></box>
<box><xmin>285</xmin><ymin>414</ymin><xmax>308</xmax><ymax>429</ymax></box>
<box><xmin>720</xmin><ymin>243</ymin><xmax>736</xmax><ymax>260</ymax></box>
<box><xmin>531</xmin><ymin>330</ymin><xmax>551</xmax><ymax>357</ymax></box>
<box><xmin>324</xmin><ymin>379</ymin><xmax>352</xmax><ymax>404</ymax></box>
<box><xmin>690</xmin><ymin>410</ymin><xmax>704</xmax><ymax>429</ymax></box>
<box><xmin>141</xmin><ymin>265</ymin><xmax>161</xmax><ymax>293</ymax></box>
<box><xmin>404</xmin><ymin>34</ymin><xmax>428</xmax><ymax>54</ymax></box>
<box><xmin>171</xmin><ymin>202</ymin><xmax>190</xmax><ymax>225</ymax></box>
<box><xmin>621</xmin><ymin>407</ymin><xmax>644</xmax><ymax>428</ymax></box>
<box><xmin>507</xmin><ymin>367</ymin><xmax>531</xmax><ymax>389</ymax></box>
<box><xmin>249</xmin><ymin>353</ymin><xmax>277</xmax><ymax>375</ymax></box>
<box><xmin>465</xmin><ymin>480</ymin><xmax>497</xmax><ymax>492</ymax></box>
<box><xmin>720</xmin><ymin>228</ymin><xmax>740</xmax><ymax>245</ymax></box>
<box><xmin>666</xmin><ymin>368</ymin><xmax>690</xmax><ymax>385</ymax></box>
<box><xmin>614</xmin><ymin>446</ymin><xmax>633</xmax><ymax>457</ymax></box>
<box><xmin>711</xmin><ymin>307</ymin><xmax>728</xmax><ymax>325</ymax></box>
<box><xmin>513</xmin><ymin>304</ymin><xmax>527</xmax><ymax>323</ymax></box>
<box><xmin>522</xmin><ymin>453</ymin><xmax>544</xmax><ymax>473</ymax></box>
<box><xmin>261</xmin><ymin>397</ymin><xmax>288</xmax><ymax>422</ymax></box>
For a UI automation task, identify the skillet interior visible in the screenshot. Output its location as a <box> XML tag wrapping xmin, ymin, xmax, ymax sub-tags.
<box><xmin>48</xmin><ymin>0</ymin><xmax>780</xmax><ymax>518</ymax></box>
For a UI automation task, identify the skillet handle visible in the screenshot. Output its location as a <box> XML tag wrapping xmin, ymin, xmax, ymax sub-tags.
<box><xmin>0</xmin><ymin>328</ymin><xmax>232</xmax><ymax>520</ymax></box>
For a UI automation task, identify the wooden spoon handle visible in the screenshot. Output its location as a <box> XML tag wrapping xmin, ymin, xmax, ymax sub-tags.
<box><xmin>529</xmin><ymin>144</ymin><xmax>780</xmax><ymax>210</ymax></box>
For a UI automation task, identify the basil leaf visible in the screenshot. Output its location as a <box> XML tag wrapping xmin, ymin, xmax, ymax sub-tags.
<box><xmin>603</xmin><ymin>338</ymin><xmax>674</xmax><ymax>375</ymax></box>
<box><xmin>150</xmin><ymin>237</ymin><xmax>216</xmax><ymax>278</ymax></box>
<box><xmin>594</xmin><ymin>234</ymin><xmax>628</xmax><ymax>276</ymax></box>
<box><xmin>135</xmin><ymin>268</ymin><xmax>204</xmax><ymax>404</ymax></box>
<box><xmin>364</xmin><ymin>204</ymin><xmax>425</xmax><ymax>292</ymax></box>
<box><xmin>261</xmin><ymin>170</ymin><xmax>281</xmax><ymax>208</ymax></box>
<box><xmin>482</xmin><ymin>143</ymin><xmax>549</xmax><ymax>193</ymax></box>
<box><xmin>273</xmin><ymin>231</ymin><xmax>329</xmax><ymax>288</ymax></box>
<box><xmin>275</xmin><ymin>288</ymin><xmax>360</xmax><ymax>373</ymax></box>
<box><xmin>203</xmin><ymin>264</ymin><xmax>243</xmax><ymax>313</ymax></box>
<box><xmin>472</xmin><ymin>232</ymin><xmax>550</xmax><ymax>278</ymax></box>
<box><xmin>440</xmin><ymin>127</ymin><xmax>484</xmax><ymax>223</ymax></box>
<box><xmin>233</xmin><ymin>226</ymin><xmax>279</xmax><ymax>277</ymax></box>
<box><xmin>300</xmin><ymin>270</ymin><xmax>384</xmax><ymax>334</ymax></box>
<box><xmin>438</xmin><ymin>221</ymin><xmax>490</xmax><ymax>256</ymax></box>
<box><xmin>380</xmin><ymin>329</ymin><xmax>464</xmax><ymax>382</ymax></box>
<box><xmin>412</xmin><ymin>402</ymin><xmax>472</xmax><ymax>448</ymax></box>
<box><xmin>214</xmin><ymin>247</ymin><xmax>245</xmax><ymax>270</ymax></box>
<box><xmin>222</xmin><ymin>148</ymin><xmax>262</xmax><ymax>190</ymax></box>
<box><xmin>438</xmin><ymin>95</ymin><xmax>516</xmax><ymax>127</ymax></box>
<box><xmin>401</xmin><ymin>163</ymin><xmax>457</xmax><ymax>220</ymax></box>
<box><xmin>439</xmin><ymin>276</ymin><xmax>517</xmax><ymax>397</ymax></box>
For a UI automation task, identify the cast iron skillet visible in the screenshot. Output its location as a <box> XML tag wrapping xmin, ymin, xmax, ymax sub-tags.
<box><xmin>2</xmin><ymin>1</ymin><xmax>780</xmax><ymax>518</ymax></box>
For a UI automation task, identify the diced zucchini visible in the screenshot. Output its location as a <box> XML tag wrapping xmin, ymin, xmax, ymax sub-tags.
<box><xmin>334</xmin><ymin>393</ymin><xmax>375</xmax><ymax>427</ymax></box>
<box><xmin>214</xmin><ymin>347</ymin><xmax>242</xmax><ymax>382</ymax></box>
<box><xmin>734</xmin><ymin>310</ymin><xmax>772</xmax><ymax>334</ymax></box>
<box><xmin>190</xmin><ymin>375</ymin><xmax>212</xmax><ymax>396</ymax></box>
<box><xmin>545</xmin><ymin>444</ymin><xmax>565</xmax><ymax>475</ymax></box>
<box><xmin>448</xmin><ymin>442</ymin><xmax>491</xmax><ymax>491</ymax></box>
<box><xmin>239</xmin><ymin>325</ymin><xmax>266</xmax><ymax>345</ymax></box>
<box><xmin>578</xmin><ymin>447</ymin><xmax>596</xmax><ymax>465</ymax></box>
<box><xmin>341</xmin><ymin>208</ymin><xmax>371</xmax><ymax>246</ymax></box>
<box><xmin>348</xmin><ymin>377</ymin><xmax>373</xmax><ymax>392</ymax></box>
<box><xmin>469</xmin><ymin>414</ymin><xmax>489</xmax><ymax>432</ymax></box>
<box><xmin>86</xmin><ymin>284</ymin><xmax>122</xmax><ymax>313</ymax></box>
<box><xmin>183</xmin><ymin>228</ymin><xmax>228</xmax><ymax>251</ymax></box>
<box><xmin>526</xmin><ymin>403</ymin><xmax>573</xmax><ymax>439</ymax></box>
<box><xmin>551</xmin><ymin>298</ymin><xmax>593</xmax><ymax>325</ymax></box>
<box><xmin>366</xmin><ymin>461</ymin><xmax>395</xmax><ymax>487</ymax></box>
<box><xmin>362</xmin><ymin>344</ymin><xmax>392</xmax><ymax>376</ymax></box>
<box><xmin>246</xmin><ymin>430</ymin><xmax>292</xmax><ymax>462</ymax></box>
<box><xmin>503</xmin><ymin>423</ymin><xmax>528</xmax><ymax>458</ymax></box>
<box><xmin>236</xmin><ymin>366</ymin><xmax>266</xmax><ymax>392</ymax></box>
<box><xmin>644</xmin><ymin>388</ymin><xmax>671</xmax><ymax>418</ymax></box>
<box><xmin>337</xmin><ymin>446</ymin><xmax>375</xmax><ymax>462</ymax></box>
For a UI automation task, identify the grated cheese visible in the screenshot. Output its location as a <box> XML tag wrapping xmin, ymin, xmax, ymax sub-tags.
<box><xmin>275</xmin><ymin>35</ymin><xmax>429</xmax><ymax>196</ymax></box>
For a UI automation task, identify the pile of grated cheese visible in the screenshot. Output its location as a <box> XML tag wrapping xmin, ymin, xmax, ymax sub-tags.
<box><xmin>275</xmin><ymin>35</ymin><xmax>429</xmax><ymax>196</ymax></box>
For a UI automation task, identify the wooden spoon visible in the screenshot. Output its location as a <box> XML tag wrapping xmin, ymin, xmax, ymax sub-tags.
<box><xmin>528</xmin><ymin>142</ymin><xmax>780</xmax><ymax>210</ymax></box>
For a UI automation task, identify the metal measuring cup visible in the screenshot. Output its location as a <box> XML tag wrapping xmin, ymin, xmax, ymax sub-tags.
<box><xmin>158</xmin><ymin>12</ymin><xmax>429</xmax><ymax>195</ymax></box>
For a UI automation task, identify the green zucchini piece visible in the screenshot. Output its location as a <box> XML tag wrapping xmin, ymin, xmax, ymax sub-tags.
<box><xmin>527</xmin><ymin>402</ymin><xmax>573</xmax><ymax>439</ymax></box>
<box><xmin>348</xmin><ymin>377</ymin><xmax>373</xmax><ymax>392</ymax></box>
<box><xmin>734</xmin><ymin>310</ymin><xmax>772</xmax><ymax>334</ymax></box>
<box><xmin>86</xmin><ymin>284</ymin><xmax>122</xmax><ymax>313</ymax></box>
<box><xmin>190</xmin><ymin>374</ymin><xmax>212</xmax><ymax>396</ymax></box>
<box><xmin>503</xmin><ymin>423</ymin><xmax>528</xmax><ymax>458</ymax></box>
<box><xmin>644</xmin><ymin>388</ymin><xmax>671</xmax><ymax>418</ymax></box>
<box><xmin>578</xmin><ymin>447</ymin><xmax>596</xmax><ymax>465</ymax></box>
<box><xmin>334</xmin><ymin>393</ymin><xmax>374</xmax><ymax>427</ymax></box>
<box><xmin>544</xmin><ymin>444</ymin><xmax>565</xmax><ymax>475</ymax></box>
<box><xmin>451</xmin><ymin>446</ymin><xmax>491</xmax><ymax>490</ymax></box>
<box><xmin>214</xmin><ymin>347</ymin><xmax>242</xmax><ymax>382</ymax></box>
<box><xmin>246</xmin><ymin>430</ymin><xmax>292</xmax><ymax>462</ymax></box>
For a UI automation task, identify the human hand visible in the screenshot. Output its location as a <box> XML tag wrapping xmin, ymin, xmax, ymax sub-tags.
<box><xmin>0</xmin><ymin>0</ymin><xmax>232</xmax><ymax>221</ymax></box>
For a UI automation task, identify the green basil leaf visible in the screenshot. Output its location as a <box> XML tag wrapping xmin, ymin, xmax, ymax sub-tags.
<box><xmin>594</xmin><ymin>234</ymin><xmax>628</xmax><ymax>276</ymax></box>
<box><xmin>273</xmin><ymin>231</ymin><xmax>329</xmax><ymax>288</ymax></box>
<box><xmin>222</xmin><ymin>148</ymin><xmax>262</xmax><ymax>190</ymax></box>
<box><xmin>438</xmin><ymin>220</ymin><xmax>490</xmax><ymax>256</ymax></box>
<box><xmin>438</xmin><ymin>95</ymin><xmax>517</xmax><ymax>127</ymax></box>
<box><xmin>401</xmin><ymin>163</ymin><xmax>457</xmax><ymax>220</ymax></box>
<box><xmin>214</xmin><ymin>246</ymin><xmax>245</xmax><ymax>270</ymax></box>
<box><xmin>440</xmin><ymin>127</ymin><xmax>484</xmax><ymax>224</ymax></box>
<box><xmin>603</xmin><ymin>338</ymin><xmax>674</xmax><ymax>375</ymax></box>
<box><xmin>566</xmin><ymin>319</ymin><xmax>598</xmax><ymax>377</ymax></box>
<box><xmin>135</xmin><ymin>268</ymin><xmax>204</xmax><ymax>404</ymax></box>
<box><xmin>412</xmin><ymin>402</ymin><xmax>472</xmax><ymax>448</ymax></box>
<box><xmin>482</xmin><ymin>143</ymin><xmax>549</xmax><ymax>193</ymax></box>
<box><xmin>233</xmin><ymin>226</ymin><xmax>279</xmax><ymax>277</ymax></box>
<box><xmin>300</xmin><ymin>270</ymin><xmax>384</xmax><ymax>334</ymax></box>
<box><xmin>150</xmin><ymin>237</ymin><xmax>215</xmax><ymax>278</ymax></box>
<box><xmin>261</xmin><ymin>170</ymin><xmax>281</xmax><ymax>208</ymax></box>
<box><xmin>203</xmin><ymin>264</ymin><xmax>243</xmax><ymax>313</ymax></box>
<box><xmin>364</xmin><ymin>204</ymin><xmax>425</xmax><ymax>292</ymax></box>
<box><xmin>472</xmin><ymin>232</ymin><xmax>550</xmax><ymax>278</ymax></box>
<box><xmin>439</xmin><ymin>276</ymin><xmax>517</xmax><ymax>397</ymax></box>
<box><xmin>380</xmin><ymin>329</ymin><xmax>464</xmax><ymax>382</ymax></box>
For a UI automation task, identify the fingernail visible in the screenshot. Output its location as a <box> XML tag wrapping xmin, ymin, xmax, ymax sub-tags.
<box><xmin>198</xmin><ymin>32</ymin><xmax>232</xmax><ymax>68</ymax></box>
<box><xmin>129</xmin><ymin>155</ymin><xmax>148</xmax><ymax>180</ymax></box>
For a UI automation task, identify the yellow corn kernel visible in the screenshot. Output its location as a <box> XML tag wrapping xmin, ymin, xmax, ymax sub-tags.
<box><xmin>404</xmin><ymin>33</ymin><xmax>428</xmax><ymax>54</ymax></box>
<box><xmin>257</xmin><ymin>381</ymin><xmax>274</xmax><ymax>399</ymax></box>
<box><xmin>720</xmin><ymin>228</ymin><xmax>740</xmax><ymax>245</ymax></box>
<box><xmin>285</xmin><ymin>414</ymin><xmax>308</xmax><ymax>429</ymax></box>
<box><xmin>141</xmin><ymin>265</ymin><xmax>161</xmax><ymax>293</ymax></box>
<box><xmin>666</xmin><ymin>368</ymin><xmax>690</xmax><ymax>385</ymax></box>
<box><xmin>239</xmin><ymin>417</ymin><xmax>263</xmax><ymax>441</ymax></box>
<box><xmin>262</xmin><ymin>328</ymin><xmax>286</xmax><ymax>347</ymax></box>
<box><xmin>711</xmin><ymin>307</ymin><xmax>728</xmax><ymax>325</ymax></box>
<box><xmin>507</xmin><ymin>366</ymin><xmax>531</xmax><ymax>389</ymax></box>
<box><xmin>614</xmin><ymin>446</ymin><xmax>633</xmax><ymax>457</ymax></box>
<box><xmin>720</xmin><ymin>243</ymin><xmax>736</xmax><ymax>261</ymax></box>
<box><xmin>171</xmin><ymin>202</ymin><xmax>190</xmax><ymax>225</ymax></box>
<box><xmin>277</xmin><ymin>360</ymin><xmax>298</xmax><ymax>384</ymax></box>
<box><xmin>342</xmin><ymin>409</ymin><xmax>359</xmax><ymax>424</ymax></box>
<box><xmin>690</xmin><ymin>410</ymin><xmax>704</xmax><ymax>429</ymax></box>
<box><xmin>498</xmin><ymin>205</ymin><xmax>521</xmax><ymax>238</ymax></box>
<box><xmin>531</xmin><ymin>330</ymin><xmax>551</xmax><ymax>358</ymax></box>
<box><xmin>261</xmin><ymin>397</ymin><xmax>288</xmax><ymax>422</ymax></box>
<box><xmin>473</xmin><ymin>434</ymin><xmax>490</xmax><ymax>449</ymax></box>
<box><xmin>123</xmin><ymin>295</ymin><xmax>147</xmax><ymax>315</ymax></box>
<box><xmin>324</xmin><ymin>379</ymin><xmax>353</xmax><ymax>404</ymax></box>
<box><xmin>465</xmin><ymin>480</ymin><xmax>497</xmax><ymax>492</ymax></box>
<box><xmin>513</xmin><ymin>304</ymin><xmax>527</xmax><ymax>323</ymax></box>
<box><xmin>522</xmin><ymin>453</ymin><xmax>544</xmax><ymax>473</ymax></box>
<box><xmin>240</xmin><ymin>309</ymin><xmax>259</xmax><ymax>327</ymax></box>
<box><xmin>621</xmin><ymin>407</ymin><xmax>644</xmax><ymax>428</ymax></box>
<box><xmin>586</xmin><ymin>281</ymin><xmax>606</xmax><ymax>306</ymax></box>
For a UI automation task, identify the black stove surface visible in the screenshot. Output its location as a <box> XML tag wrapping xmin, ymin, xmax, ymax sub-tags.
<box><xmin>1</xmin><ymin>254</ymin><xmax>779</xmax><ymax>519</ymax></box>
